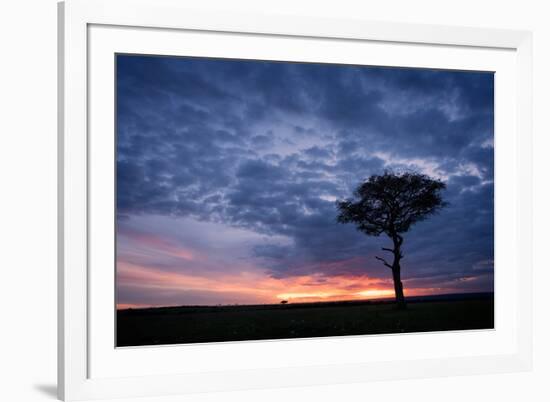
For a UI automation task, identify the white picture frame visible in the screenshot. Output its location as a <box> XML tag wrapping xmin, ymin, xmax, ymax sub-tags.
<box><xmin>58</xmin><ymin>0</ymin><xmax>533</xmax><ymax>400</ymax></box>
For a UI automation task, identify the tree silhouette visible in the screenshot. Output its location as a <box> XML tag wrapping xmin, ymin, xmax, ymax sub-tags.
<box><xmin>336</xmin><ymin>171</ymin><xmax>447</xmax><ymax>309</ymax></box>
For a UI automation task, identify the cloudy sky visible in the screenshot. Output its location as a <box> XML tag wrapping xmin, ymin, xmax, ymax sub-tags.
<box><xmin>115</xmin><ymin>54</ymin><xmax>494</xmax><ymax>308</ymax></box>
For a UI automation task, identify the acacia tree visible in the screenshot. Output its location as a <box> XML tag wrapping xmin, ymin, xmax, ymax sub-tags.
<box><xmin>336</xmin><ymin>171</ymin><xmax>447</xmax><ymax>309</ymax></box>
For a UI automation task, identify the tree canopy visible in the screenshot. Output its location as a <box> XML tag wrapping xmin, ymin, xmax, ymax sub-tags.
<box><xmin>336</xmin><ymin>171</ymin><xmax>447</xmax><ymax>238</ymax></box>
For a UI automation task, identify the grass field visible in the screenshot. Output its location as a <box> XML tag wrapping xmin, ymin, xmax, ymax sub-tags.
<box><xmin>116</xmin><ymin>293</ymin><xmax>494</xmax><ymax>347</ymax></box>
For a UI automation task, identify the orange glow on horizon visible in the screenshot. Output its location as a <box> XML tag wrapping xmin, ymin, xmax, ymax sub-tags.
<box><xmin>355</xmin><ymin>289</ymin><xmax>395</xmax><ymax>298</ymax></box>
<box><xmin>117</xmin><ymin>260</ymin><xmax>463</xmax><ymax>309</ymax></box>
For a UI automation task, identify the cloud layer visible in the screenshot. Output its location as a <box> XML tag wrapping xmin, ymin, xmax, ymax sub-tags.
<box><xmin>116</xmin><ymin>55</ymin><xmax>494</xmax><ymax>307</ymax></box>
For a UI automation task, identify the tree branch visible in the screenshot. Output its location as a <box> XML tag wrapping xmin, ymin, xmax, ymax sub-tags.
<box><xmin>396</xmin><ymin>234</ymin><xmax>404</xmax><ymax>246</ymax></box>
<box><xmin>381</xmin><ymin>247</ymin><xmax>394</xmax><ymax>253</ymax></box>
<box><xmin>375</xmin><ymin>256</ymin><xmax>393</xmax><ymax>269</ymax></box>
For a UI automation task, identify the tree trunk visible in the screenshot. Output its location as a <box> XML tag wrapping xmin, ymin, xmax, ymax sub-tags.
<box><xmin>391</xmin><ymin>234</ymin><xmax>406</xmax><ymax>310</ymax></box>
<box><xmin>391</xmin><ymin>264</ymin><xmax>406</xmax><ymax>310</ymax></box>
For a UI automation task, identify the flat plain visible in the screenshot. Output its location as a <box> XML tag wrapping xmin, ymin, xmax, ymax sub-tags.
<box><xmin>116</xmin><ymin>293</ymin><xmax>494</xmax><ymax>347</ymax></box>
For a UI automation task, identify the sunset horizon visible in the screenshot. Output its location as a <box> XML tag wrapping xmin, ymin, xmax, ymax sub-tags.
<box><xmin>116</xmin><ymin>289</ymin><xmax>494</xmax><ymax>310</ymax></box>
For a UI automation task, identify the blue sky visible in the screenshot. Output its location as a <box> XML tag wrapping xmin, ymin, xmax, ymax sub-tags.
<box><xmin>115</xmin><ymin>54</ymin><xmax>494</xmax><ymax>307</ymax></box>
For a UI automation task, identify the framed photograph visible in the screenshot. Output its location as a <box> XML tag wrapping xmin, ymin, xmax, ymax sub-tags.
<box><xmin>58</xmin><ymin>0</ymin><xmax>533</xmax><ymax>400</ymax></box>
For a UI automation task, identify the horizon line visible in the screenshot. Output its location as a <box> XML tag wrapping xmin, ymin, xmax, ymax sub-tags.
<box><xmin>116</xmin><ymin>291</ymin><xmax>494</xmax><ymax>311</ymax></box>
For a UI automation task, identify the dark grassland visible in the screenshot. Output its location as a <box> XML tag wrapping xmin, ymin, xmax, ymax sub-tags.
<box><xmin>116</xmin><ymin>293</ymin><xmax>494</xmax><ymax>347</ymax></box>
